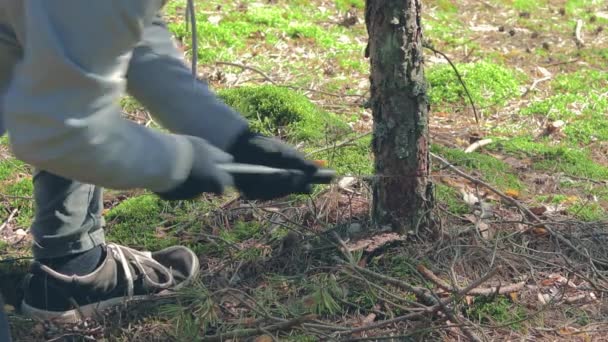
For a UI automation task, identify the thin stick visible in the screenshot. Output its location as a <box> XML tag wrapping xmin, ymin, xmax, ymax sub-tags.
<box><xmin>424</xmin><ymin>44</ymin><xmax>480</xmax><ymax>125</ymax></box>
<box><xmin>346</xmin><ymin>263</ymin><xmax>437</xmax><ymax>305</ymax></box>
<box><xmin>522</xmin><ymin>76</ymin><xmax>552</xmax><ymax>97</ymax></box>
<box><xmin>215</xmin><ymin>61</ymin><xmax>277</xmax><ymax>85</ymax></box>
<box><xmin>338</xmin><ymin>268</ymin><xmax>500</xmax><ymax>337</ymax></box>
<box><xmin>0</xmin><ymin>193</ymin><xmax>33</xmax><ymax>200</ymax></box>
<box><xmin>201</xmin><ymin>314</ymin><xmax>315</xmax><ymax>342</ymax></box>
<box><xmin>0</xmin><ymin>209</ymin><xmax>18</xmax><ymax>233</ymax></box>
<box><xmin>574</xmin><ymin>19</ymin><xmax>585</xmax><ymax>47</ymax></box>
<box><xmin>214</xmin><ymin>62</ymin><xmax>364</xmax><ymax>98</ymax></box>
<box><xmin>417</xmin><ymin>265</ymin><xmax>525</xmax><ymax>296</ymax></box>
<box><xmin>306</xmin><ymin>132</ymin><xmax>371</xmax><ymax>157</ymax></box>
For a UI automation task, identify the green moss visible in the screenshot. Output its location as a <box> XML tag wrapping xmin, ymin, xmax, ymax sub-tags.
<box><xmin>553</xmin><ymin>69</ymin><xmax>608</xmax><ymax>94</ymax></box>
<box><xmin>312</xmin><ymin>135</ymin><xmax>373</xmax><ymax>176</ymax></box>
<box><xmin>427</xmin><ymin>61</ymin><xmax>524</xmax><ymax>111</ymax></box>
<box><xmin>106</xmin><ymin>195</ymin><xmax>178</xmax><ymax>250</ymax></box>
<box><xmin>564</xmin><ymin>113</ymin><xmax>608</xmax><ymax>145</ymax></box>
<box><xmin>335</xmin><ymin>0</ymin><xmax>365</xmax><ymax>11</ymax></box>
<box><xmin>424</xmin><ymin>13</ymin><xmax>470</xmax><ymax>47</ymax></box>
<box><xmin>432</xmin><ymin>144</ymin><xmax>523</xmax><ymax>191</ymax></box>
<box><xmin>2</xmin><ymin>178</ymin><xmax>34</xmax><ymax>228</ymax></box>
<box><xmin>535</xmin><ymin>194</ymin><xmax>570</xmax><ymax>205</ymax></box>
<box><xmin>218</xmin><ymin>85</ymin><xmax>350</xmax><ymax>142</ymax></box>
<box><xmin>219</xmin><ymin>221</ymin><xmax>263</xmax><ymax>243</ymax></box>
<box><xmin>490</xmin><ymin>136</ymin><xmax>608</xmax><ymax>181</ymax></box>
<box><xmin>0</xmin><ymin>159</ymin><xmax>27</xmax><ymax>182</ymax></box>
<box><xmin>567</xmin><ymin>202</ymin><xmax>606</xmax><ymax>222</ymax></box>
<box><xmin>435</xmin><ymin>184</ymin><xmax>469</xmax><ymax>215</ymax></box>
<box><xmin>465</xmin><ymin>296</ymin><xmax>527</xmax><ymax>330</ymax></box>
<box><xmin>511</xmin><ymin>0</ymin><xmax>546</xmax><ymax>11</ymax></box>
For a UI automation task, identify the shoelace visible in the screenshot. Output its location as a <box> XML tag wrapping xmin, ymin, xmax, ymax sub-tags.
<box><xmin>106</xmin><ymin>243</ymin><xmax>174</xmax><ymax>299</ymax></box>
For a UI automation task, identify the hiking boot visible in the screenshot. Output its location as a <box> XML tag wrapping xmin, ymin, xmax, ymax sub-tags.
<box><xmin>20</xmin><ymin>243</ymin><xmax>200</xmax><ymax>323</ymax></box>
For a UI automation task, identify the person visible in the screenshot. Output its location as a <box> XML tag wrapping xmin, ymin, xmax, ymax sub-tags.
<box><xmin>0</xmin><ymin>1</ymin><xmax>319</xmax><ymax>324</ymax></box>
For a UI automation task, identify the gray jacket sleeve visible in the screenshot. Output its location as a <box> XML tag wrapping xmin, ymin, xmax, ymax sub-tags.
<box><xmin>2</xmin><ymin>1</ymin><xmax>197</xmax><ymax>193</ymax></box>
<box><xmin>126</xmin><ymin>17</ymin><xmax>249</xmax><ymax>151</ymax></box>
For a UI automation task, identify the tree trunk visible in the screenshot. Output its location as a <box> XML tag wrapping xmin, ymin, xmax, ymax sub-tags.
<box><xmin>365</xmin><ymin>0</ymin><xmax>433</xmax><ymax>233</ymax></box>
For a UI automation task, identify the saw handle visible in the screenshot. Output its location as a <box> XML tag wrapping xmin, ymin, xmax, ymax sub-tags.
<box><xmin>217</xmin><ymin>163</ymin><xmax>336</xmax><ymax>184</ymax></box>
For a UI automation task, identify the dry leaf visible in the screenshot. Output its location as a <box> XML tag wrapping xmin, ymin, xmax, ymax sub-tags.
<box><xmin>537</xmin><ymin>66</ymin><xmax>552</xmax><ymax>77</ymax></box>
<box><xmin>532</xmin><ymin>227</ymin><xmax>549</xmax><ymax>237</ymax></box>
<box><xmin>361</xmin><ymin>313</ymin><xmax>376</xmax><ymax>325</ymax></box>
<box><xmin>558</xmin><ymin>327</ymin><xmax>579</xmax><ymax>336</ymax></box>
<box><xmin>254</xmin><ymin>335</ymin><xmax>274</xmax><ymax>342</ymax></box>
<box><xmin>302</xmin><ymin>295</ymin><xmax>316</xmax><ymax>309</ymax></box>
<box><xmin>338</xmin><ymin>177</ymin><xmax>357</xmax><ymax>190</ymax></box>
<box><xmin>314</xmin><ymin>160</ymin><xmax>328</xmax><ymax>167</ymax></box>
<box><xmin>509</xmin><ymin>292</ymin><xmax>518</xmax><ymax>302</ymax></box>
<box><xmin>530</xmin><ymin>206</ymin><xmax>547</xmax><ymax>216</ymax></box>
<box><xmin>505</xmin><ymin>189</ymin><xmax>520</xmax><ymax>199</ymax></box>
<box><xmin>537</xmin><ymin>292</ymin><xmax>547</xmax><ymax>304</ymax></box>
<box><xmin>478</xmin><ymin>221</ymin><xmax>492</xmax><ymax>239</ymax></box>
<box><xmin>462</xmin><ymin>191</ymin><xmax>480</xmax><ymax>206</ymax></box>
<box><xmin>208</xmin><ymin>15</ymin><xmax>222</xmax><ymax>25</ymax></box>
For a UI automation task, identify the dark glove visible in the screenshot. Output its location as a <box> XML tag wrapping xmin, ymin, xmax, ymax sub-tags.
<box><xmin>228</xmin><ymin>130</ymin><xmax>319</xmax><ymax>200</ymax></box>
<box><xmin>157</xmin><ymin>136</ymin><xmax>234</xmax><ymax>200</ymax></box>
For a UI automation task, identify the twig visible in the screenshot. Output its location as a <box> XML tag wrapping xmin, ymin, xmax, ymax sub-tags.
<box><xmin>214</xmin><ymin>62</ymin><xmax>365</xmax><ymax>98</ymax></box>
<box><xmin>0</xmin><ymin>208</ymin><xmax>18</xmax><ymax>233</ymax></box>
<box><xmin>574</xmin><ymin>19</ymin><xmax>585</xmax><ymax>48</ymax></box>
<box><xmin>0</xmin><ymin>193</ymin><xmax>33</xmax><ymax>200</ymax></box>
<box><xmin>423</xmin><ymin>43</ymin><xmax>480</xmax><ymax>125</ymax></box>
<box><xmin>417</xmin><ymin>265</ymin><xmax>525</xmax><ymax>296</ymax></box>
<box><xmin>543</xmin><ymin>58</ymin><xmax>579</xmax><ymax>67</ymax></box>
<box><xmin>436</xmin><ymin>304</ymin><xmax>482</xmax><ymax>342</ymax></box>
<box><xmin>201</xmin><ymin>314</ymin><xmax>315</xmax><ymax>342</ymax></box>
<box><xmin>430</xmin><ymin>152</ymin><xmax>608</xmax><ymax>267</ymax></box>
<box><xmin>337</xmin><ymin>268</ymin><xmax>500</xmax><ymax>338</ymax></box>
<box><xmin>522</xmin><ymin>76</ymin><xmax>552</xmax><ymax>97</ymax></box>
<box><xmin>345</xmin><ymin>263</ymin><xmax>437</xmax><ymax>305</ymax></box>
<box><xmin>215</xmin><ymin>61</ymin><xmax>277</xmax><ymax>85</ymax></box>
<box><xmin>306</xmin><ymin>132</ymin><xmax>372</xmax><ymax>157</ymax></box>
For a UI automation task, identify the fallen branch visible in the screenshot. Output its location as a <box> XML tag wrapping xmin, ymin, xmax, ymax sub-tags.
<box><xmin>337</xmin><ymin>268</ymin><xmax>500</xmax><ymax>338</ymax></box>
<box><xmin>417</xmin><ymin>265</ymin><xmax>525</xmax><ymax>296</ymax></box>
<box><xmin>201</xmin><ymin>314</ymin><xmax>316</xmax><ymax>342</ymax></box>
<box><xmin>464</xmin><ymin>139</ymin><xmax>492</xmax><ymax>153</ymax></box>
<box><xmin>431</xmin><ymin>152</ymin><xmax>608</xmax><ymax>267</ymax></box>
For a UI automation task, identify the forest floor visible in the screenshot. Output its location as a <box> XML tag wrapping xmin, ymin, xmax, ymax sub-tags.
<box><xmin>1</xmin><ymin>0</ymin><xmax>608</xmax><ymax>341</ymax></box>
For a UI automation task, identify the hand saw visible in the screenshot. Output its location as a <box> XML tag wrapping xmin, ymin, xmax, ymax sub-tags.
<box><xmin>217</xmin><ymin>163</ymin><xmax>337</xmax><ymax>184</ymax></box>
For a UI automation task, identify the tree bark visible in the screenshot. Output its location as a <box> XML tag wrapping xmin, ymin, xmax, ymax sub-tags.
<box><xmin>365</xmin><ymin>0</ymin><xmax>433</xmax><ymax>233</ymax></box>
